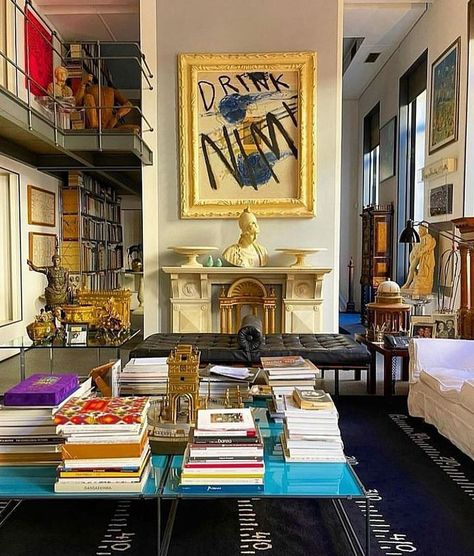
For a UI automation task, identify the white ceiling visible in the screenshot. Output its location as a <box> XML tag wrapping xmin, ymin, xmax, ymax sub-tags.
<box><xmin>35</xmin><ymin>0</ymin><xmax>429</xmax><ymax>99</ymax></box>
<box><xmin>34</xmin><ymin>0</ymin><xmax>140</xmax><ymax>42</ymax></box>
<box><xmin>343</xmin><ymin>0</ymin><xmax>430</xmax><ymax>99</ymax></box>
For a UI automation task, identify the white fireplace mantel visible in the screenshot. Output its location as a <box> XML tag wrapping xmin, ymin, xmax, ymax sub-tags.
<box><xmin>162</xmin><ymin>266</ymin><xmax>332</xmax><ymax>334</ymax></box>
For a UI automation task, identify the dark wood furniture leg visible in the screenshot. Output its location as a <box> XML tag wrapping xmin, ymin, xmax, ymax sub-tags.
<box><xmin>402</xmin><ymin>355</ymin><xmax>409</xmax><ymax>381</ymax></box>
<box><xmin>383</xmin><ymin>352</ymin><xmax>393</xmax><ymax>397</ymax></box>
<box><xmin>367</xmin><ymin>350</ymin><xmax>377</xmax><ymax>395</ymax></box>
<box><xmin>354</xmin><ymin>370</ymin><xmax>361</xmax><ymax>381</ymax></box>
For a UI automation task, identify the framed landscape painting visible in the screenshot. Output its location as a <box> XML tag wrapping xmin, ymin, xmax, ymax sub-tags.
<box><xmin>179</xmin><ymin>52</ymin><xmax>316</xmax><ymax>218</ymax></box>
<box><xmin>379</xmin><ymin>116</ymin><xmax>397</xmax><ymax>182</ymax></box>
<box><xmin>429</xmin><ymin>38</ymin><xmax>461</xmax><ymax>154</ymax></box>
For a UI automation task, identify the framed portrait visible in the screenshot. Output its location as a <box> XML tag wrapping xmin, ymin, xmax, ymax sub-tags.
<box><xmin>379</xmin><ymin>116</ymin><xmax>397</xmax><ymax>182</ymax></box>
<box><xmin>179</xmin><ymin>52</ymin><xmax>316</xmax><ymax>218</ymax></box>
<box><xmin>27</xmin><ymin>185</ymin><xmax>55</xmax><ymax>227</ymax></box>
<box><xmin>28</xmin><ymin>232</ymin><xmax>56</xmax><ymax>267</ymax></box>
<box><xmin>409</xmin><ymin>316</ymin><xmax>435</xmax><ymax>339</ymax></box>
<box><xmin>429</xmin><ymin>38</ymin><xmax>461</xmax><ymax>154</ymax></box>
<box><xmin>432</xmin><ymin>313</ymin><xmax>457</xmax><ymax>339</ymax></box>
<box><xmin>65</xmin><ymin>323</ymin><xmax>88</xmax><ymax>345</ymax></box>
<box><xmin>429</xmin><ymin>183</ymin><xmax>453</xmax><ymax>217</ymax></box>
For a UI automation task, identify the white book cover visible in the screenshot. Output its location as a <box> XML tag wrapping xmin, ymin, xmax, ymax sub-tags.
<box><xmin>196</xmin><ymin>408</ymin><xmax>255</xmax><ymax>431</ymax></box>
<box><xmin>63</xmin><ymin>448</ymin><xmax>150</xmax><ymax>469</ymax></box>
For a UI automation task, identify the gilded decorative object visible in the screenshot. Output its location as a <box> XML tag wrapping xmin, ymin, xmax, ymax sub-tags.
<box><xmin>76</xmin><ymin>289</ymin><xmax>132</xmax><ymax>329</ymax></box>
<box><xmin>26</xmin><ymin>310</ymin><xmax>56</xmax><ymax>343</ymax></box>
<box><xmin>219</xmin><ymin>277</ymin><xmax>276</xmax><ymax>334</ymax></box>
<box><xmin>61</xmin><ymin>304</ymin><xmax>97</xmax><ymax>327</ymax></box>
<box><xmin>179</xmin><ymin>51</ymin><xmax>316</xmax><ymax>218</ymax></box>
<box><xmin>222</xmin><ymin>208</ymin><xmax>268</xmax><ymax>267</ymax></box>
<box><xmin>95</xmin><ymin>299</ymin><xmax>129</xmax><ymax>345</ymax></box>
<box><xmin>166</xmin><ymin>345</ymin><xmax>201</xmax><ymax>424</ymax></box>
<box><xmin>168</xmin><ymin>246</ymin><xmax>218</xmax><ymax>268</ymax></box>
<box><xmin>276</xmin><ymin>248</ymin><xmax>327</xmax><ymax>268</ymax></box>
<box><xmin>401</xmin><ymin>227</ymin><xmax>436</xmax><ymax>296</ymax></box>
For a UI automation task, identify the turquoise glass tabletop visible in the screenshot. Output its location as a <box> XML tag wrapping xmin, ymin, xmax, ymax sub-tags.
<box><xmin>162</xmin><ymin>428</ymin><xmax>365</xmax><ymax>499</ymax></box>
<box><xmin>0</xmin><ymin>455</ymin><xmax>168</xmax><ymax>499</ymax></box>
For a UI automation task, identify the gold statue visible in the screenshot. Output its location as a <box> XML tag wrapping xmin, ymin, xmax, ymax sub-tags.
<box><xmin>222</xmin><ymin>208</ymin><xmax>268</xmax><ymax>267</ymax></box>
<box><xmin>47</xmin><ymin>66</ymin><xmax>74</xmax><ymax>99</ymax></box>
<box><xmin>401</xmin><ymin>226</ymin><xmax>436</xmax><ymax>295</ymax></box>
<box><xmin>75</xmin><ymin>73</ymin><xmax>133</xmax><ymax>129</ymax></box>
<box><xmin>27</xmin><ymin>253</ymin><xmax>70</xmax><ymax>309</ymax></box>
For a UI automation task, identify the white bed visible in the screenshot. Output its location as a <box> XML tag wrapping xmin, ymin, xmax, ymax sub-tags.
<box><xmin>408</xmin><ymin>338</ymin><xmax>474</xmax><ymax>460</ymax></box>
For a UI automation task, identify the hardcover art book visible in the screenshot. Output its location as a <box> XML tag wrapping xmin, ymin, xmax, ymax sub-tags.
<box><xmin>3</xmin><ymin>374</ymin><xmax>79</xmax><ymax>407</ymax></box>
<box><xmin>293</xmin><ymin>389</ymin><xmax>334</xmax><ymax>410</ymax></box>
<box><xmin>260</xmin><ymin>356</ymin><xmax>307</xmax><ymax>369</ymax></box>
<box><xmin>54</xmin><ymin>397</ymin><xmax>149</xmax><ymax>428</ymax></box>
<box><xmin>196</xmin><ymin>408</ymin><xmax>255</xmax><ymax>432</ymax></box>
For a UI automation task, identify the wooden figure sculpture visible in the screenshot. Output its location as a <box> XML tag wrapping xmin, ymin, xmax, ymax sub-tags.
<box><xmin>75</xmin><ymin>73</ymin><xmax>133</xmax><ymax>130</ymax></box>
<box><xmin>167</xmin><ymin>345</ymin><xmax>200</xmax><ymax>424</ymax></box>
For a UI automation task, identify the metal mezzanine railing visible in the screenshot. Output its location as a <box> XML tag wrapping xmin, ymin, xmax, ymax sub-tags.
<box><xmin>0</xmin><ymin>0</ymin><xmax>154</xmax><ymax>154</ymax></box>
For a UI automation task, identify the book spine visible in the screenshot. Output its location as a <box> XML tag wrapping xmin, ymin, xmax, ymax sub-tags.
<box><xmin>192</xmin><ymin>436</ymin><xmax>261</xmax><ymax>445</ymax></box>
<box><xmin>178</xmin><ymin>484</ymin><xmax>264</xmax><ymax>494</ymax></box>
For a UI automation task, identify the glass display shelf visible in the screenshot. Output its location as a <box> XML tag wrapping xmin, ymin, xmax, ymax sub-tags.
<box><xmin>0</xmin><ymin>455</ymin><xmax>168</xmax><ymax>499</ymax></box>
<box><xmin>162</xmin><ymin>426</ymin><xmax>365</xmax><ymax>499</ymax></box>
<box><xmin>0</xmin><ymin>330</ymin><xmax>140</xmax><ymax>381</ymax></box>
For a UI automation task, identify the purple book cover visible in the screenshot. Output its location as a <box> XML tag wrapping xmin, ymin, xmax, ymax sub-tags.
<box><xmin>3</xmin><ymin>374</ymin><xmax>79</xmax><ymax>407</ymax></box>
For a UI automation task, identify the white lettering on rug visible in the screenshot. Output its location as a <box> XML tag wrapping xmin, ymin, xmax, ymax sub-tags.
<box><xmin>96</xmin><ymin>500</ymin><xmax>135</xmax><ymax>555</ymax></box>
<box><xmin>347</xmin><ymin>457</ymin><xmax>418</xmax><ymax>556</ymax></box>
<box><xmin>390</xmin><ymin>414</ymin><xmax>474</xmax><ymax>501</ymax></box>
<box><xmin>237</xmin><ymin>499</ymin><xmax>273</xmax><ymax>554</ymax></box>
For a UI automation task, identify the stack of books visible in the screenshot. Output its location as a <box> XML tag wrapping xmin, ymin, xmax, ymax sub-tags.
<box><xmin>0</xmin><ymin>375</ymin><xmax>92</xmax><ymax>466</ymax></box>
<box><xmin>118</xmin><ymin>357</ymin><xmax>169</xmax><ymax>396</ymax></box>
<box><xmin>261</xmin><ymin>356</ymin><xmax>320</xmax><ymax>396</ymax></box>
<box><xmin>199</xmin><ymin>365</ymin><xmax>253</xmax><ymax>403</ymax></box>
<box><xmin>54</xmin><ymin>396</ymin><xmax>151</xmax><ymax>492</ymax></box>
<box><xmin>180</xmin><ymin>408</ymin><xmax>264</xmax><ymax>493</ymax></box>
<box><xmin>281</xmin><ymin>389</ymin><xmax>346</xmax><ymax>463</ymax></box>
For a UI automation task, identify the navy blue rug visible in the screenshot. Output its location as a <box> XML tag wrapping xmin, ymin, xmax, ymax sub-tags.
<box><xmin>1</xmin><ymin>397</ymin><xmax>473</xmax><ymax>555</ymax></box>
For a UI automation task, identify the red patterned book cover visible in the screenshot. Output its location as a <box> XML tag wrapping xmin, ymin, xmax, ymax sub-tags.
<box><xmin>54</xmin><ymin>397</ymin><xmax>149</xmax><ymax>427</ymax></box>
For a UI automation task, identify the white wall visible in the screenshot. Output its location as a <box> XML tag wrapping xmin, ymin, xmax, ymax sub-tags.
<box><xmin>151</xmin><ymin>0</ymin><xmax>343</xmax><ymax>333</ymax></box>
<box><xmin>358</xmin><ymin>0</ymin><xmax>468</xmax><ymax>224</ymax></box>
<box><xmin>340</xmin><ymin>99</ymin><xmax>360</xmax><ymax>309</ymax></box>
<box><xmin>0</xmin><ymin>154</ymin><xmax>61</xmax><ymax>360</ymax></box>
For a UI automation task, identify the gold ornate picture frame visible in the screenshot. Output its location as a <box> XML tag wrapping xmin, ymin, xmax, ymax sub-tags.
<box><xmin>179</xmin><ymin>52</ymin><xmax>316</xmax><ymax>219</ymax></box>
<box><xmin>27</xmin><ymin>185</ymin><xmax>56</xmax><ymax>227</ymax></box>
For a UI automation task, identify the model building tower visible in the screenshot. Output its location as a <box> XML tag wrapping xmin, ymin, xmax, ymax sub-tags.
<box><xmin>167</xmin><ymin>345</ymin><xmax>200</xmax><ymax>424</ymax></box>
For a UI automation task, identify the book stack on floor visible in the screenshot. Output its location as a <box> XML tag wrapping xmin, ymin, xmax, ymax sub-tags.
<box><xmin>179</xmin><ymin>408</ymin><xmax>264</xmax><ymax>493</ymax></box>
<box><xmin>54</xmin><ymin>396</ymin><xmax>151</xmax><ymax>493</ymax></box>
<box><xmin>118</xmin><ymin>357</ymin><xmax>169</xmax><ymax>396</ymax></box>
<box><xmin>281</xmin><ymin>389</ymin><xmax>346</xmax><ymax>463</ymax></box>
<box><xmin>0</xmin><ymin>374</ymin><xmax>92</xmax><ymax>466</ymax></box>
<box><xmin>260</xmin><ymin>356</ymin><xmax>320</xmax><ymax>397</ymax></box>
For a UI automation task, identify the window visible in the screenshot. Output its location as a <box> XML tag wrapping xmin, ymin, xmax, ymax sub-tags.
<box><xmin>397</xmin><ymin>51</ymin><xmax>428</xmax><ymax>282</ymax></box>
<box><xmin>0</xmin><ymin>169</ymin><xmax>21</xmax><ymax>326</ymax></box>
<box><xmin>363</xmin><ymin>103</ymin><xmax>380</xmax><ymax>207</ymax></box>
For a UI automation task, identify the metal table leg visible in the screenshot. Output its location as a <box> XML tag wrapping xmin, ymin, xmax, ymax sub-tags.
<box><xmin>160</xmin><ymin>499</ymin><xmax>179</xmax><ymax>556</ymax></box>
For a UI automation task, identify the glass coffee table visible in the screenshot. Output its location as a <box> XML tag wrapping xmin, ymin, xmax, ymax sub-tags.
<box><xmin>160</xmin><ymin>418</ymin><xmax>370</xmax><ymax>556</ymax></box>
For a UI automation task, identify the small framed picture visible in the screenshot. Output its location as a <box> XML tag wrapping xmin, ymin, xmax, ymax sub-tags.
<box><xmin>432</xmin><ymin>313</ymin><xmax>457</xmax><ymax>339</ymax></box>
<box><xmin>65</xmin><ymin>323</ymin><xmax>88</xmax><ymax>345</ymax></box>
<box><xmin>410</xmin><ymin>316</ymin><xmax>435</xmax><ymax>339</ymax></box>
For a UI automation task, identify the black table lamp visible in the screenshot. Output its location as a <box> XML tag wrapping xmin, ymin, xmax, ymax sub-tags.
<box><xmin>399</xmin><ymin>219</ymin><xmax>420</xmax><ymax>244</ymax></box>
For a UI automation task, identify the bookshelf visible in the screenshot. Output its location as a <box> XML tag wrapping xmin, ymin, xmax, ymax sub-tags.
<box><xmin>61</xmin><ymin>171</ymin><xmax>123</xmax><ymax>291</ymax></box>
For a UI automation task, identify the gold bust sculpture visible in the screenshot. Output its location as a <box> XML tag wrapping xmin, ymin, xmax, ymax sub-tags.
<box><xmin>222</xmin><ymin>208</ymin><xmax>268</xmax><ymax>267</ymax></box>
<box><xmin>47</xmin><ymin>66</ymin><xmax>74</xmax><ymax>99</ymax></box>
<box><xmin>401</xmin><ymin>226</ymin><xmax>436</xmax><ymax>295</ymax></box>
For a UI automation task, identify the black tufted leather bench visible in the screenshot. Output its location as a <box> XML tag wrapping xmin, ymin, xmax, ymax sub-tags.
<box><xmin>130</xmin><ymin>333</ymin><xmax>371</xmax><ymax>395</ymax></box>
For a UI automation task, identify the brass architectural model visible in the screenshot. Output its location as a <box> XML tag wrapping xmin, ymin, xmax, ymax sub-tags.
<box><xmin>167</xmin><ymin>345</ymin><xmax>201</xmax><ymax>424</ymax></box>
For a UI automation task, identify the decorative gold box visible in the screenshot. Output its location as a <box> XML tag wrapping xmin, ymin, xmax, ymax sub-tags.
<box><xmin>61</xmin><ymin>304</ymin><xmax>98</xmax><ymax>327</ymax></box>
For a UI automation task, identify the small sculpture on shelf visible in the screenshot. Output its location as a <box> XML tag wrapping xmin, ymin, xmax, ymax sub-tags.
<box><xmin>27</xmin><ymin>247</ymin><xmax>70</xmax><ymax>310</ymax></box>
<box><xmin>222</xmin><ymin>208</ymin><xmax>268</xmax><ymax>267</ymax></box>
<box><xmin>96</xmin><ymin>299</ymin><xmax>129</xmax><ymax>345</ymax></box>
<box><xmin>47</xmin><ymin>66</ymin><xmax>74</xmax><ymax>99</ymax></box>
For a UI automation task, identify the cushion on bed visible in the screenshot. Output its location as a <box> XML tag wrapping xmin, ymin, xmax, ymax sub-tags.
<box><xmin>130</xmin><ymin>332</ymin><xmax>370</xmax><ymax>368</ymax></box>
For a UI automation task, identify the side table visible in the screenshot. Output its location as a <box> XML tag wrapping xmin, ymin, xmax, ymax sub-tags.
<box><xmin>355</xmin><ymin>334</ymin><xmax>409</xmax><ymax>397</ymax></box>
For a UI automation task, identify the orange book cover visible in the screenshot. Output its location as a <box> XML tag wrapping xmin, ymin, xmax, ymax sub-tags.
<box><xmin>61</xmin><ymin>429</ymin><xmax>148</xmax><ymax>460</ymax></box>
